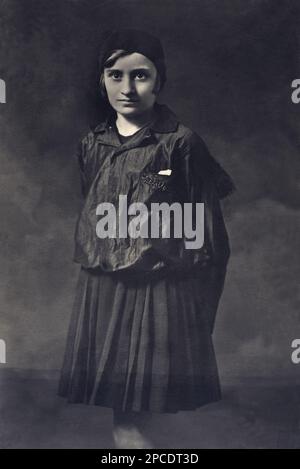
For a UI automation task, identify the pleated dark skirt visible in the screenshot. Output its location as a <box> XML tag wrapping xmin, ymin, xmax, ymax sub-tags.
<box><xmin>57</xmin><ymin>264</ymin><xmax>222</xmax><ymax>413</ymax></box>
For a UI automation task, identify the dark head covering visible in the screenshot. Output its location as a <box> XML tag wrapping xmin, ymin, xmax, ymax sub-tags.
<box><xmin>98</xmin><ymin>29</ymin><xmax>167</xmax><ymax>89</ymax></box>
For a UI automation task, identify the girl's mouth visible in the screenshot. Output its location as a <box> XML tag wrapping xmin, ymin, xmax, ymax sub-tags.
<box><xmin>120</xmin><ymin>101</ymin><xmax>139</xmax><ymax>106</ymax></box>
<box><xmin>118</xmin><ymin>99</ymin><xmax>139</xmax><ymax>102</ymax></box>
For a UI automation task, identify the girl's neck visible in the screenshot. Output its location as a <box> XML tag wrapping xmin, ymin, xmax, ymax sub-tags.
<box><xmin>115</xmin><ymin>107</ymin><xmax>156</xmax><ymax>137</ymax></box>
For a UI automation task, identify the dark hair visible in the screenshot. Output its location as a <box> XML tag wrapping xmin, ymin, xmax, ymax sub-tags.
<box><xmin>98</xmin><ymin>49</ymin><xmax>163</xmax><ymax>100</ymax></box>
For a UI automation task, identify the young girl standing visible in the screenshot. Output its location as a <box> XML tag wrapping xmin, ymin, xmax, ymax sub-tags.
<box><xmin>58</xmin><ymin>29</ymin><xmax>235</xmax><ymax>449</ymax></box>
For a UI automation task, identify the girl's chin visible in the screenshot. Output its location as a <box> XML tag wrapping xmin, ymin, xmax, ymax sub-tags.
<box><xmin>115</xmin><ymin>106</ymin><xmax>143</xmax><ymax>116</ymax></box>
<box><xmin>113</xmin><ymin>104</ymin><xmax>154</xmax><ymax>117</ymax></box>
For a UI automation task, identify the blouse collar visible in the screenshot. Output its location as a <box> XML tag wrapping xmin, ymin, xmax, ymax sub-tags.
<box><xmin>93</xmin><ymin>102</ymin><xmax>179</xmax><ymax>135</ymax></box>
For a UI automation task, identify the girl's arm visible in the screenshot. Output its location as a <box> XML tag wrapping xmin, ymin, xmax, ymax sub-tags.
<box><xmin>177</xmin><ymin>131</ymin><xmax>235</xmax><ymax>333</ymax></box>
<box><xmin>74</xmin><ymin>137</ymin><xmax>88</xmax><ymax>198</ymax></box>
<box><xmin>176</xmin><ymin>130</ymin><xmax>236</xmax><ymax>201</ymax></box>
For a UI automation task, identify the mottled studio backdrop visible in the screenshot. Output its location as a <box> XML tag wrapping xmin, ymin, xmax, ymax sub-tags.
<box><xmin>0</xmin><ymin>0</ymin><xmax>299</xmax><ymax>381</ymax></box>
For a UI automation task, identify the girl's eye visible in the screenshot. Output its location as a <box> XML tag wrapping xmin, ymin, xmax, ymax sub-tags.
<box><xmin>134</xmin><ymin>72</ymin><xmax>148</xmax><ymax>80</ymax></box>
<box><xmin>110</xmin><ymin>71</ymin><xmax>122</xmax><ymax>80</ymax></box>
<box><xmin>107</xmin><ymin>71</ymin><xmax>149</xmax><ymax>81</ymax></box>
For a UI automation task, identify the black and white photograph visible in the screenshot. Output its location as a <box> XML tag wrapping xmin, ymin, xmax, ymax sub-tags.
<box><xmin>0</xmin><ymin>0</ymin><xmax>299</xmax><ymax>451</ymax></box>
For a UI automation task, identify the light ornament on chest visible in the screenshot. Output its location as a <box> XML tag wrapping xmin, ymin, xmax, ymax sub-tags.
<box><xmin>157</xmin><ymin>169</ymin><xmax>172</xmax><ymax>176</ymax></box>
<box><xmin>95</xmin><ymin>194</ymin><xmax>204</xmax><ymax>250</ymax></box>
<box><xmin>141</xmin><ymin>169</ymin><xmax>173</xmax><ymax>192</ymax></box>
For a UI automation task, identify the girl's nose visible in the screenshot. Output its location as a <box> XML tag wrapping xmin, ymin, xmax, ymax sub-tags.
<box><xmin>121</xmin><ymin>76</ymin><xmax>135</xmax><ymax>95</ymax></box>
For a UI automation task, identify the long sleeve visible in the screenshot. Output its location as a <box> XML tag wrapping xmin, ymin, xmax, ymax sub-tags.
<box><xmin>176</xmin><ymin>130</ymin><xmax>234</xmax><ymax>264</ymax></box>
<box><xmin>74</xmin><ymin>138</ymin><xmax>88</xmax><ymax>198</ymax></box>
<box><xmin>201</xmin><ymin>182</ymin><xmax>230</xmax><ymax>333</ymax></box>
<box><xmin>177</xmin><ymin>131</ymin><xmax>235</xmax><ymax>333</ymax></box>
<box><xmin>177</xmin><ymin>130</ymin><xmax>236</xmax><ymax>201</ymax></box>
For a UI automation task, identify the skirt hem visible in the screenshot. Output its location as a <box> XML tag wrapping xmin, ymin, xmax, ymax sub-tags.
<box><xmin>56</xmin><ymin>390</ymin><xmax>222</xmax><ymax>414</ymax></box>
<box><xmin>58</xmin><ymin>265</ymin><xmax>222</xmax><ymax>415</ymax></box>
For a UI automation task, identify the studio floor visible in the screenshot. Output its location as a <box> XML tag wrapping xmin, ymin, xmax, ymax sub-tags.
<box><xmin>0</xmin><ymin>369</ymin><xmax>299</xmax><ymax>449</ymax></box>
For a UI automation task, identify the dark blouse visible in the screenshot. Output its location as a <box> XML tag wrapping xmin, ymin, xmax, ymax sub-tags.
<box><xmin>73</xmin><ymin>103</ymin><xmax>235</xmax><ymax>274</ymax></box>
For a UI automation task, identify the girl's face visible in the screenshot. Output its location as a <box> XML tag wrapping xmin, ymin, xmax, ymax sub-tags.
<box><xmin>103</xmin><ymin>52</ymin><xmax>158</xmax><ymax>117</ymax></box>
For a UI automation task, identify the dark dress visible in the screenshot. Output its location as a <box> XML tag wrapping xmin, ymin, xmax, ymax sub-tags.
<box><xmin>57</xmin><ymin>124</ymin><xmax>222</xmax><ymax>414</ymax></box>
